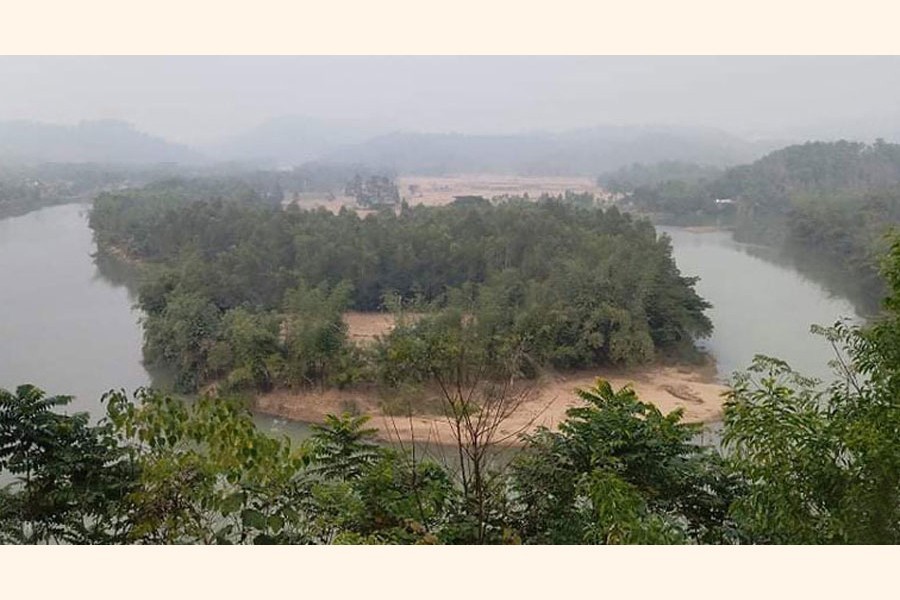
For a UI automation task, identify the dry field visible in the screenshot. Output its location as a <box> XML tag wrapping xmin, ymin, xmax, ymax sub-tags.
<box><xmin>282</xmin><ymin>191</ymin><xmax>358</xmax><ymax>214</ymax></box>
<box><xmin>398</xmin><ymin>174</ymin><xmax>611</xmax><ymax>206</ymax></box>
<box><xmin>342</xmin><ymin>311</ymin><xmax>425</xmax><ymax>344</ymax></box>
<box><xmin>282</xmin><ymin>174</ymin><xmax>613</xmax><ymax>215</ymax></box>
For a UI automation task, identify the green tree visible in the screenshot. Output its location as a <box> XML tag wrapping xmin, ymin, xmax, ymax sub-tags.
<box><xmin>104</xmin><ymin>388</ymin><xmax>311</xmax><ymax>544</ymax></box>
<box><xmin>0</xmin><ymin>385</ymin><xmax>136</xmax><ymax>544</ymax></box>
<box><xmin>510</xmin><ymin>379</ymin><xmax>736</xmax><ymax>544</ymax></box>
<box><xmin>723</xmin><ymin>236</ymin><xmax>900</xmax><ymax>543</ymax></box>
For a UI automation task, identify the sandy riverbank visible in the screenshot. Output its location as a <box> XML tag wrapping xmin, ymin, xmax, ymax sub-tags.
<box><xmin>253</xmin><ymin>363</ymin><xmax>730</xmax><ymax>446</ymax></box>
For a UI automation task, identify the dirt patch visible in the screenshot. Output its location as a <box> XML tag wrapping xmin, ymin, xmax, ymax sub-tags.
<box><xmin>528</xmin><ymin>366</ymin><xmax>728</xmax><ymax>429</ymax></box>
<box><xmin>343</xmin><ymin>311</ymin><xmax>397</xmax><ymax>344</ymax></box>
<box><xmin>342</xmin><ymin>311</ymin><xmax>425</xmax><ymax>345</ymax></box>
<box><xmin>283</xmin><ymin>192</ymin><xmax>359</xmax><ymax>215</ymax></box>
<box><xmin>253</xmin><ymin>363</ymin><xmax>730</xmax><ymax>446</ymax></box>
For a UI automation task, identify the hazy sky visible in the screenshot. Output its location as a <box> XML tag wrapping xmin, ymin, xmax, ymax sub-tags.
<box><xmin>1</xmin><ymin>56</ymin><xmax>899</xmax><ymax>144</ymax></box>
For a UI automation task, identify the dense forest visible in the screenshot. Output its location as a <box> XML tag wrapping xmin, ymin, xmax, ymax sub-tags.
<box><xmin>0</xmin><ymin>163</ymin><xmax>186</xmax><ymax>219</ymax></box>
<box><xmin>0</xmin><ymin>157</ymin><xmax>391</xmax><ymax>221</ymax></box>
<box><xmin>613</xmin><ymin>141</ymin><xmax>900</xmax><ymax>312</ymax></box>
<box><xmin>4</xmin><ymin>235</ymin><xmax>900</xmax><ymax>544</ymax></box>
<box><xmin>598</xmin><ymin>161</ymin><xmax>722</xmax><ymax>194</ymax></box>
<box><xmin>89</xmin><ymin>185</ymin><xmax>712</xmax><ymax>394</ymax></box>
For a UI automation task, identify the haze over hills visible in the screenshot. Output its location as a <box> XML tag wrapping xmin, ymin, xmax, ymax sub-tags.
<box><xmin>0</xmin><ymin>116</ymin><xmax>783</xmax><ymax>174</ymax></box>
<box><xmin>0</xmin><ymin>119</ymin><xmax>202</xmax><ymax>164</ymax></box>
<box><xmin>319</xmin><ymin>125</ymin><xmax>780</xmax><ymax>175</ymax></box>
<box><xmin>209</xmin><ymin>118</ymin><xmax>782</xmax><ymax>174</ymax></box>
<box><xmin>6</xmin><ymin>114</ymin><xmax>892</xmax><ymax>177</ymax></box>
<box><xmin>206</xmin><ymin>115</ymin><xmax>385</xmax><ymax>166</ymax></box>
<box><xmin>765</xmin><ymin>111</ymin><xmax>900</xmax><ymax>146</ymax></box>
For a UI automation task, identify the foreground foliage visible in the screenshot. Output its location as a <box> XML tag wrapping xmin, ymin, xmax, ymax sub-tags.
<box><xmin>722</xmin><ymin>238</ymin><xmax>900</xmax><ymax>543</ymax></box>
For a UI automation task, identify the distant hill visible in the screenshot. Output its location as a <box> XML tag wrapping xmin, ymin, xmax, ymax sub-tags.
<box><xmin>0</xmin><ymin>120</ymin><xmax>202</xmax><ymax>164</ymax></box>
<box><xmin>0</xmin><ymin>118</ymin><xmax>778</xmax><ymax>175</ymax></box>
<box><xmin>623</xmin><ymin>139</ymin><xmax>900</xmax><ymax>216</ymax></box>
<box><xmin>207</xmin><ymin>115</ymin><xmax>383</xmax><ymax>166</ymax></box>
<box><xmin>708</xmin><ymin>139</ymin><xmax>900</xmax><ymax>208</ymax></box>
<box><xmin>318</xmin><ymin>126</ymin><xmax>775</xmax><ymax>175</ymax></box>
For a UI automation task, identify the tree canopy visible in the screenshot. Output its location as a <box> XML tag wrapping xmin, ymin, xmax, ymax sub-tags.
<box><xmin>89</xmin><ymin>189</ymin><xmax>712</xmax><ymax>393</ymax></box>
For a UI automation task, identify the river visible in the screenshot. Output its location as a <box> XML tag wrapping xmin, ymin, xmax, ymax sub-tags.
<box><xmin>0</xmin><ymin>205</ymin><xmax>862</xmax><ymax>436</ymax></box>
<box><xmin>660</xmin><ymin>227</ymin><xmax>861</xmax><ymax>383</ymax></box>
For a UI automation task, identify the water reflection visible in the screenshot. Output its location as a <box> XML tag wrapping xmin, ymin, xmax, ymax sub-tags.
<box><xmin>661</xmin><ymin>227</ymin><xmax>862</xmax><ymax>384</ymax></box>
<box><xmin>92</xmin><ymin>250</ymin><xmax>142</xmax><ymax>300</ymax></box>
<box><xmin>0</xmin><ymin>204</ymin><xmax>150</xmax><ymax>415</ymax></box>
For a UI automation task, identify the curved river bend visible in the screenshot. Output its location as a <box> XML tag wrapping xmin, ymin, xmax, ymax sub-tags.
<box><xmin>660</xmin><ymin>227</ymin><xmax>861</xmax><ymax>383</ymax></box>
<box><xmin>0</xmin><ymin>206</ymin><xmax>862</xmax><ymax>433</ymax></box>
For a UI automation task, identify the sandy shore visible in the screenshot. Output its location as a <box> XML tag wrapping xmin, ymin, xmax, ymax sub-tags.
<box><xmin>253</xmin><ymin>363</ymin><xmax>729</xmax><ymax>446</ymax></box>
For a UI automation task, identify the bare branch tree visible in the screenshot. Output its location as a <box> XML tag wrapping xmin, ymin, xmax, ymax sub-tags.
<box><xmin>430</xmin><ymin>340</ymin><xmax>542</xmax><ymax>543</ymax></box>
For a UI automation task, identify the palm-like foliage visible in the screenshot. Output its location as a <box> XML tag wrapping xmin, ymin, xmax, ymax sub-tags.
<box><xmin>0</xmin><ymin>385</ymin><xmax>135</xmax><ymax>543</ymax></box>
<box><xmin>510</xmin><ymin>379</ymin><xmax>736</xmax><ymax>544</ymax></box>
<box><xmin>308</xmin><ymin>413</ymin><xmax>381</xmax><ymax>481</ymax></box>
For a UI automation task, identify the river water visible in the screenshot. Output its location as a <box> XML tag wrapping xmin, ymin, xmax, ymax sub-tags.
<box><xmin>0</xmin><ymin>206</ymin><xmax>862</xmax><ymax>432</ymax></box>
<box><xmin>0</xmin><ymin>204</ymin><xmax>150</xmax><ymax>414</ymax></box>
<box><xmin>660</xmin><ymin>227</ymin><xmax>861</xmax><ymax>383</ymax></box>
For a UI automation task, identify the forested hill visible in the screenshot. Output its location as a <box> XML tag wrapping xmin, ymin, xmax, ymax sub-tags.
<box><xmin>616</xmin><ymin>141</ymin><xmax>900</xmax><ymax>312</ymax></box>
<box><xmin>618</xmin><ymin>140</ymin><xmax>900</xmax><ymax>214</ymax></box>
<box><xmin>90</xmin><ymin>188</ymin><xmax>712</xmax><ymax>393</ymax></box>
<box><xmin>0</xmin><ymin>163</ymin><xmax>203</xmax><ymax>220</ymax></box>
<box><xmin>712</xmin><ymin>140</ymin><xmax>900</xmax><ymax>208</ymax></box>
<box><xmin>320</xmin><ymin>126</ymin><xmax>768</xmax><ymax>175</ymax></box>
<box><xmin>0</xmin><ymin>120</ymin><xmax>201</xmax><ymax>164</ymax></box>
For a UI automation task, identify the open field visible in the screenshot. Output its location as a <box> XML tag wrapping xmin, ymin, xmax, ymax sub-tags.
<box><xmin>282</xmin><ymin>191</ymin><xmax>358</xmax><ymax>214</ymax></box>
<box><xmin>398</xmin><ymin>174</ymin><xmax>611</xmax><ymax>206</ymax></box>
<box><xmin>342</xmin><ymin>310</ymin><xmax>426</xmax><ymax>344</ymax></box>
<box><xmin>283</xmin><ymin>174</ymin><xmax>612</xmax><ymax>214</ymax></box>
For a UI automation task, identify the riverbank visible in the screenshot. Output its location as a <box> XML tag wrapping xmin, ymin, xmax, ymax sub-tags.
<box><xmin>253</xmin><ymin>362</ymin><xmax>730</xmax><ymax>446</ymax></box>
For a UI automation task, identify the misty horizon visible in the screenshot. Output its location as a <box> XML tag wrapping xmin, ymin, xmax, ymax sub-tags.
<box><xmin>1</xmin><ymin>56</ymin><xmax>900</xmax><ymax>147</ymax></box>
